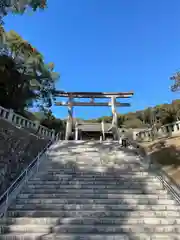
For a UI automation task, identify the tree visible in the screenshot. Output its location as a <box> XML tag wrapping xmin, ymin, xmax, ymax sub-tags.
<box><xmin>0</xmin><ymin>29</ymin><xmax>60</xmax><ymax>113</ymax></box>
<box><xmin>123</xmin><ymin>118</ymin><xmax>144</xmax><ymax>129</ymax></box>
<box><xmin>170</xmin><ymin>72</ymin><xmax>180</xmax><ymax>92</ymax></box>
<box><xmin>99</xmin><ymin>116</ymin><xmax>112</xmax><ymax>123</ymax></box>
<box><xmin>0</xmin><ymin>0</ymin><xmax>47</xmax><ymax>24</ymax></box>
<box><xmin>41</xmin><ymin>110</ymin><xmax>65</xmax><ymax>134</ymax></box>
<box><xmin>85</xmin><ymin>98</ymin><xmax>180</xmax><ymax>129</ymax></box>
<box><xmin>135</xmin><ymin>111</ymin><xmax>145</xmax><ymax>123</ymax></box>
<box><xmin>160</xmin><ymin>105</ymin><xmax>178</xmax><ymax>125</ymax></box>
<box><xmin>0</xmin><ymin>54</ymin><xmax>37</xmax><ymax>111</ymax></box>
<box><xmin>117</xmin><ymin>114</ymin><xmax>126</xmax><ymax>127</ymax></box>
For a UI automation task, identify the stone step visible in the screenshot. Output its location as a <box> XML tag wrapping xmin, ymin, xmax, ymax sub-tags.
<box><xmin>31</xmin><ymin>175</ymin><xmax>157</xmax><ymax>181</ymax></box>
<box><xmin>28</xmin><ymin>179</ymin><xmax>160</xmax><ymax>185</ymax></box>
<box><xmin>0</xmin><ymin>225</ymin><xmax>50</xmax><ymax>234</ymax></box>
<box><xmin>25</xmin><ymin>182</ymin><xmax>163</xmax><ymax>189</ymax></box>
<box><xmin>30</xmin><ymin>174</ymin><xmax>153</xmax><ymax>182</ymax></box>
<box><xmin>21</xmin><ymin>186</ymin><xmax>165</xmax><ymax>194</ymax></box>
<box><xmin>35</xmin><ymin>172</ymin><xmax>151</xmax><ymax>177</ymax></box>
<box><xmin>33</xmin><ymin>172</ymin><xmax>154</xmax><ymax>176</ymax></box>
<box><xmin>42</xmin><ymin>166</ymin><xmax>146</xmax><ymax>171</ymax></box>
<box><xmin>0</xmin><ymin>233</ymin><xmax>46</xmax><ymax>240</ymax></box>
<box><xmin>37</xmin><ymin>166</ymin><xmax>148</xmax><ymax>171</ymax></box>
<box><xmin>45</xmin><ymin>157</ymin><xmax>139</xmax><ymax>162</ymax></box>
<box><xmin>9</xmin><ymin>203</ymin><xmax>179</xmax><ymax>211</ymax></box>
<box><xmin>38</xmin><ymin>162</ymin><xmax>149</xmax><ymax>168</ymax></box>
<box><xmin>1</xmin><ymin>217</ymin><xmax>180</xmax><ymax>225</ymax></box>
<box><xmin>36</xmin><ymin>224</ymin><xmax>180</xmax><ymax>234</ymax></box>
<box><xmin>15</xmin><ymin>196</ymin><xmax>173</xmax><ymax>205</ymax></box>
<box><xmin>18</xmin><ymin>191</ymin><xmax>169</xmax><ymax>199</ymax></box>
<box><xmin>7</xmin><ymin>210</ymin><xmax>180</xmax><ymax>218</ymax></box>
<box><xmin>1</xmin><ymin>224</ymin><xmax>180</xmax><ymax>234</ymax></box>
<box><xmin>30</xmin><ymin>177</ymin><xmax>159</xmax><ymax>183</ymax></box>
<box><xmin>1</xmin><ymin>233</ymin><xmax>180</xmax><ymax>240</ymax></box>
<box><xmin>42</xmin><ymin>160</ymin><xmax>142</xmax><ymax>164</ymax></box>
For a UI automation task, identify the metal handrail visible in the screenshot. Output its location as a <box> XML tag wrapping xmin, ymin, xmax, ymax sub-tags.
<box><xmin>157</xmin><ymin>174</ymin><xmax>180</xmax><ymax>204</ymax></box>
<box><xmin>148</xmin><ymin>163</ymin><xmax>180</xmax><ymax>204</ymax></box>
<box><xmin>123</xmin><ymin>139</ymin><xmax>180</xmax><ymax>205</ymax></box>
<box><xmin>0</xmin><ymin>139</ymin><xmax>54</xmax><ymax>217</ymax></box>
<box><xmin>128</xmin><ymin>139</ymin><xmax>180</xmax><ymax>204</ymax></box>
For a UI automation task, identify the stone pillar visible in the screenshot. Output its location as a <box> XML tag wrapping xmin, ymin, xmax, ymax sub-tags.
<box><xmin>34</xmin><ymin>120</ymin><xmax>40</xmax><ymax>131</ymax></box>
<box><xmin>8</xmin><ymin>109</ymin><xmax>14</xmax><ymax>122</ymax></box>
<box><xmin>60</xmin><ymin>132</ymin><xmax>62</xmax><ymax>140</ymax></box>
<box><xmin>51</xmin><ymin>129</ymin><xmax>56</xmax><ymax>139</ymax></box>
<box><xmin>75</xmin><ymin>122</ymin><xmax>78</xmax><ymax>140</ymax></box>
<box><xmin>101</xmin><ymin>120</ymin><xmax>105</xmax><ymax>141</ymax></box>
<box><xmin>111</xmin><ymin>96</ymin><xmax>118</xmax><ymax>127</ymax></box>
<box><xmin>110</xmin><ymin>96</ymin><xmax>119</xmax><ymax>140</ymax></box>
<box><xmin>65</xmin><ymin>97</ymin><xmax>73</xmax><ymax>140</ymax></box>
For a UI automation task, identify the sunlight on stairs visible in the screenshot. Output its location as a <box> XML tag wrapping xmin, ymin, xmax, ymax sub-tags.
<box><xmin>1</xmin><ymin>140</ymin><xmax>180</xmax><ymax>239</ymax></box>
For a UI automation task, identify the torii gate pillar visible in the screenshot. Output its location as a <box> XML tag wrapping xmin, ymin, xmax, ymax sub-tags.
<box><xmin>65</xmin><ymin>98</ymin><xmax>73</xmax><ymax>140</ymax></box>
<box><xmin>111</xmin><ymin>96</ymin><xmax>118</xmax><ymax>127</ymax></box>
<box><xmin>110</xmin><ymin>96</ymin><xmax>119</xmax><ymax>140</ymax></box>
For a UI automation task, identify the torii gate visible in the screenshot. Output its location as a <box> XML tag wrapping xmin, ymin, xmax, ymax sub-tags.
<box><xmin>54</xmin><ymin>91</ymin><xmax>134</xmax><ymax>140</ymax></box>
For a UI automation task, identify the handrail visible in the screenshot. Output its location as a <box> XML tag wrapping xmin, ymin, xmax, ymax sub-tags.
<box><xmin>127</xmin><ymin>139</ymin><xmax>180</xmax><ymax>205</ymax></box>
<box><xmin>0</xmin><ymin>138</ymin><xmax>54</xmax><ymax>217</ymax></box>
<box><xmin>156</xmin><ymin>174</ymin><xmax>180</xmax><ymax>204</ymax></box>
<box><xmin>148</xmin><ymin>162</ymin><xmax>180</xmax><ymax>204</ymax></box>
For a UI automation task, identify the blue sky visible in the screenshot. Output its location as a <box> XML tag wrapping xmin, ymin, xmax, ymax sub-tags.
<box><xmin>4</xmin><ymin>0</ymin><xmax>180</xmax><ymax>119</ymax></box>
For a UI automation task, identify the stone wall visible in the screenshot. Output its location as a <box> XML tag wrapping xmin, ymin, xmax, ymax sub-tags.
<box><xmin>0</xmin><ymin>119</ymin><xmax>49</xmax><ymax>197</ymax></box>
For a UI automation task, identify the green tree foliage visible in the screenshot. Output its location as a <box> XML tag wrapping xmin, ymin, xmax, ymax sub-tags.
<box><xmin>117</xmin><ymin>115</ymin><xmax>126</xmax><ymax>126</ymax></box>
<box><xmin>86</xmin><ymin>100</ymin><xmax>180</xmax><ymax>129</ymax></box>
<box><xmin>123</xmin><ymin>118</ymin><xmax>144</xmax><ymax>129</ymax></box>
<box><xmin>159</xmin><ymin>105</ymin><xmax>178</xmax><ymax>125</ymax></box>
<box><xmin>0</xmin><ymin>0</ymin><xmax>47</xmax><ymax>24</ymax></box>
<box><xmin>170</xmin><ymin>72</ymin><xmax>180</xmax><ymax>92</ymax></box>
<box><xmin>0</xmin><ymin>29</ymin><xmax>59</xmax><ymax>112</ymax></box>
<box><xmin>0</xmin><ymin>1</ymin><xmax>64</xmax><ymax>134</ymax></box>
<box><xmin>40</xmin><ymin>110</ymin><xmax>65</xmax><ymax>134</ymax></box>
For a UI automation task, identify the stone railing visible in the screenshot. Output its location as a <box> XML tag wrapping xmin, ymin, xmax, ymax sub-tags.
<box><xmin>136</xmin><ymin>120</ymin><xmax>180</xmax><ymax>142</ymax></box>
<box><xmin>0</xmin><ymin>106</ymin><xmax>55</xmax><ymax>139</ymax></box>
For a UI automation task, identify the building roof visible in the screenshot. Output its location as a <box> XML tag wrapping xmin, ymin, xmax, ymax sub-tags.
<box><xmin>77</xmin><ymin>122</ymin><xmax>111</xmax><ymax>132</ymax></box>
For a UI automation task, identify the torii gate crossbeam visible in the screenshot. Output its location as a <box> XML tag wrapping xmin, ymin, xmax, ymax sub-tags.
<box><xmin>54</xmin><ymin>91</ymin><xmax>134</xmax><ymax>140</ymax></box>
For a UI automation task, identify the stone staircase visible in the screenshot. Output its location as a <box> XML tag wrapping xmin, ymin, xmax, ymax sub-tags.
<box><xmin>1</xmin><ymin>140</ymin><xmax>180</xmax><ymax>239</ymax></box>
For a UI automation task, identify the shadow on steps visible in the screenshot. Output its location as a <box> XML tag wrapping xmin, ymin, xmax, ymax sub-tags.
<box><xmin>0</xmin><ymin>141</ymin><xmax>178</xmax><ymax>239</ymax></box>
